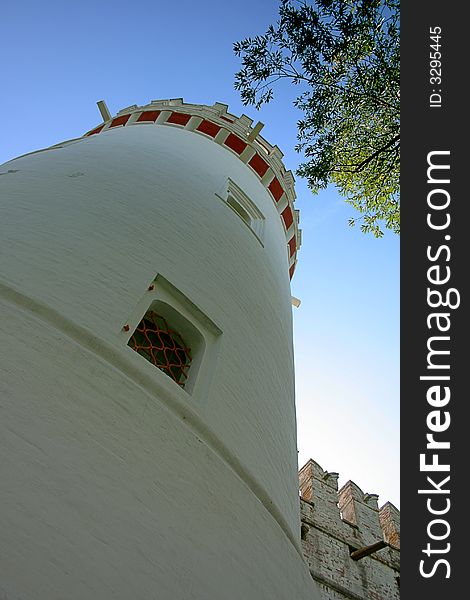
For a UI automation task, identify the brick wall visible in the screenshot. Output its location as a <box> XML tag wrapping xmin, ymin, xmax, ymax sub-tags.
<box><xmin>299</xmin><ymin>460</ymin><xmax>400</xmax><ymax>600</ymax></box>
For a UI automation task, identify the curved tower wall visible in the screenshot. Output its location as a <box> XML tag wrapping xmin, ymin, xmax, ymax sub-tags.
<box><xmin>0</xmin><ymin>99</ymin><xmax>317</xmax><ymax>599</ymax></box>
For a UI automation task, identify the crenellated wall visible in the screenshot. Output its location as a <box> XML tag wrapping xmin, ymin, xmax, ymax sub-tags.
<box><xmin>299</xmin><ymin>459</ymin><xmax>400</xmax><ymax>600</ymax></box>
<box><xmin>82</xmin><ymin>98</ymin><xmax>301</xmax><ymax>279</ymax></box>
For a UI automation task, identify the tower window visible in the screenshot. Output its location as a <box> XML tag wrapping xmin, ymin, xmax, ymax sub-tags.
<box><xmin>222</xmin><ymin>178</ymin><xmax>265</xmax><ymax>242</ymax></box>
<box><xmin>128</xmin><ymin>310</ymin><xmax>192</xmax><ymax>387</ymax></box>
<box><xmin>227</xmin><ymin>195</ymin><xmax>252</xmax><ymax>227</ymax></box>
<box><xmin>123</xmin><ymin>275</ymin><xmax>222</xmax><ymax>397</ymax></box>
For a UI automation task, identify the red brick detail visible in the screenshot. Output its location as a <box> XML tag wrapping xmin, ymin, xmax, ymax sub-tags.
<box><xmin>137</xmin><ymin>110</ymin><xmax>161</xmax><ymax>122</ymax></box>
<box><xmin>248</xmin><ymin>153</ymin><xmax>269</xmax><ymax>178</ymax></box>
<box><xmin>196</xmin><ymin>119</ymin><xmax>221</xmax><ymax>138</ymax></box>
<box><xmin>86</xmin><ymin>124</ymin><xmax>105</xmax><ymax>136</ymax></box>
<box><xmin>281</xmin><ymin>205</ymin><xmax>294</xmax><ymax>230</ymax></box>
<box><xmin>224</xmin><ymin>133</ymin><xmax>247</xmax><ymax>155</ymax></box>
<box><xmin>289</xmin><ymin>263</ymin><xmax>296</xmax><ymax>279</ymax></box>
<box><xmin>288</xmin><ymin>236</ymin><xmax>297</xmax><ymax>257</ymax></box>
<box><xmin>109</xmin><ymin>114</ymin><xmax>131</xmax><ymax>128</ymax></box>
<box><xmin>167</xmin><ymin>112</ymin><xmax>191</xmax><ymax>126</ymax></box>
<box><xmin>268</xmin><ymin>177</ymin><xmax>284</xmax><ymax>202</ymax></box>
<box><xmin>220</xmin><ymin>115</ymin><xmax>234</xmax><ymax>122</ymax></box>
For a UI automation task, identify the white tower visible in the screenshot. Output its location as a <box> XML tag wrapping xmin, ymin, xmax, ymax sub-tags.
<box><xmin>0</xmin><ymin>99</ymin><xmax>318</xmax><ymax>599</ymax></box>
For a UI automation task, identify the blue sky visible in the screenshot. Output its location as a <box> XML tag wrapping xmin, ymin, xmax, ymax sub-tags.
<box><xmin>1</xmin><ymin>0</ymin><xmax>399</xmax><ymax>507</ymax></box>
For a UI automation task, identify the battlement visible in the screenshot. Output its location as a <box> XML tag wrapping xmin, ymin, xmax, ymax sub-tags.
<box><xmin>300</xmin><ymin>459</ymin><xmax>400</xmax><ymax>550</ymax></box>
<box><xmin>83</xmin><ymin>98</ymin><xmax>301</xmax><ymax>279</ymax></box>
<box><xmin>299</xmin><ymin>459</ymin><xmax>400</xmax><ymax>600</ymax></box>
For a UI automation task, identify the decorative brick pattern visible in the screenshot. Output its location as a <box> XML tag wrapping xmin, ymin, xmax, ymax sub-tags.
<box><xmin>248</xmin><ymin>153</ymin><xmax>269</xmax><ymax>178</ymax></box>
<box><xmin>224</xmin><ymin>133</ymin><xmax>247</xmax><ymax>155</ymax></box>
<box><xmin>196</xmin><ymin>119</ymin><xmax>221</xmax><ymax>138</ymax></box>
<box><xmin>109</xmin><ymin>114</ymin><xmax>131</xmax><ymax>128</ymax></box>
<box><xmin>167</xmin><ymin>112</ymin><xmax>191</xmax><ymax>126</ymax></box>
<box><xmin>281</xmin><ymin>206</ymin><xmax>294</xmax><ymax>230</ymax></box>
<box><xmin>85</xmin><ymin>124</ymin><xmax>105</xmax><ymax>136</ymax></box>
<box><xmin>268</xmin><ymin>177</ymin><xmax>284</xmax><ymax>202</ymax></box>
<box><xmin>137</xmin><ymin>110</ymin><xmax>161</xmax><ymax>122</ymax></box>
<box><xmin>288</xmin><ymin>236</ymin><xmax>296</xmax><ymax>258</ymax></box>
<box><xmin>82</xmin><ymin>99</ymin><xmax>301</xmax><ymax>279</ymax></box>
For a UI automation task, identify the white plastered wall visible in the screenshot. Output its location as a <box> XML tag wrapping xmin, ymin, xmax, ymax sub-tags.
<box><xmin>0</xmin><ymin>123</ymin><xmax>319</xmax><ymax>599</ymax></box>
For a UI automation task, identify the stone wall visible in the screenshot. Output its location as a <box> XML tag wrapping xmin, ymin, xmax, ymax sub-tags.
<box><xmin>299</xmin><ymin>459</ymin><xmax>400</xmax><ymax>600</ymax></box>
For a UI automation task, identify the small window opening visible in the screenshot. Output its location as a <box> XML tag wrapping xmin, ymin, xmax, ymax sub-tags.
<box><xmin>221</xmin><ymin>178</ymin><xmax>265</xmax><ymax>242</ymax></box>
<box><xmin>128</xmin><ymin>311</ymin><xmax>192</xmax><ymax>387</ymax></box>
<box><xmin>227</xmin><ymin>195</ymin><xmax>252</xmax><ymax>227</ymax></box>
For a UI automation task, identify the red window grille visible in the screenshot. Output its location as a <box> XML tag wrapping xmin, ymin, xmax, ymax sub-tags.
<box><xmin>128</xmin><ymin>311</ymin><xmax>192</xmax><ymax>387</ymax></box>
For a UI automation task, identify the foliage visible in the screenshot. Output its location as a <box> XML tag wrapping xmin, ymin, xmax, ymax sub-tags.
<box><xmin>234</xmin><ymin>0</ymin><xmax>400</xmax><ymax>236</ymax></box>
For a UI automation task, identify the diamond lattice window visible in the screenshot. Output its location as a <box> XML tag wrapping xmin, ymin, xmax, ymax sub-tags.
<box><xmin>128</xmin><ymin>311</ymin><xmax>192</xmax><ymax>387</ymax></box>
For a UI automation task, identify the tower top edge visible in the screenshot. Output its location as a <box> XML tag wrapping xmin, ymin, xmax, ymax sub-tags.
<box><xmin>114</xmin><ymin>98</ymin><xmax>280</xmax><ymax>157</ymax></box>
<box><xmin>84</xmin><ymin>98</ymin><xmax>302</xmax><ymax>280</ymax></box>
